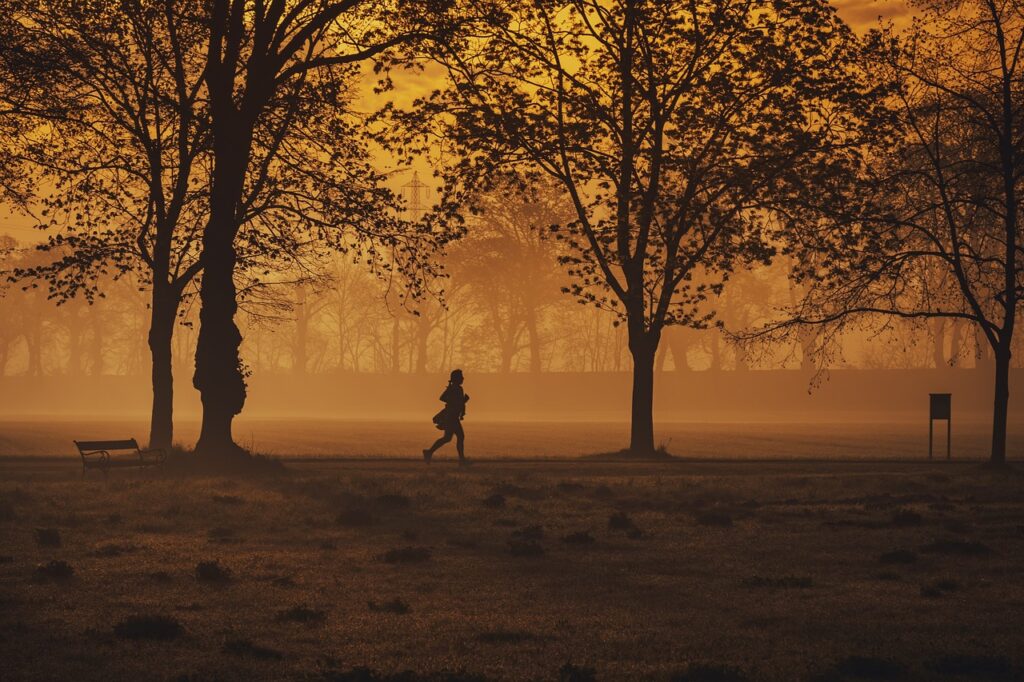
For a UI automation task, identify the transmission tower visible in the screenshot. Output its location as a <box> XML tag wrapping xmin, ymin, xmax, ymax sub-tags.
<box><xmin>400</xmin><ymin>170</ymin><xmax>429</xmax><ymax>222</ymax></box>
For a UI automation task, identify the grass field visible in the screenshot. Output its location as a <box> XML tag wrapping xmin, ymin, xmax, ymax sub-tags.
<box><xmin>2</xmin><ymin>456</ymin><xmax>1023</xmax><ymax>680</ymax></box>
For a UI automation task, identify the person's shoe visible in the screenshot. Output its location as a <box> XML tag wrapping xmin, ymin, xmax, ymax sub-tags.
<box><xmin>422</xmin><ymin>449</ymin><xmax>432</xmax><ymax>464</ymax></box>
<box><xmin>458</xmin><ymin>457</ymin><xmax>470</xmax><ymax>467</ymax></box>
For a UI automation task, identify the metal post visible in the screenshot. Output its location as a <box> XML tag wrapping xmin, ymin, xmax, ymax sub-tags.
<box><xmin>947</xmin><ymin>415</ymin><xmax>951</xmax><ymax>460</ymax></box>
<box><xmin>929</xmin><ymin>418</ymin><xmax>934</xmax><ymax>459</ymax></box>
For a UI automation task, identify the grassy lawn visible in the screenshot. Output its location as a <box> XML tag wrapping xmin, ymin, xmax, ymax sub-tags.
<box><xmin>1</xmin><ymin>457</ymin><xmax>1022</xmax><ymax>680</ymax></box>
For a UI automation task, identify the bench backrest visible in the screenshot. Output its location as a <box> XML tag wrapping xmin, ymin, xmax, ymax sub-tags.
<box><xmin>75</xmin><ymin>439</ymin><xmax>139</xmax><ymax>453</ymax></box>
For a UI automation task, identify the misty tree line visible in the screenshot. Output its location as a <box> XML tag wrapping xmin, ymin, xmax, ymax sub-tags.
<box><xmin>5</xmin><ymin>229</ymin><xmax>1020</xmax><ymax>378</ymax></box>
<box><xmin>1</xmin><ymin>0</ymin><xmax>1022</xmax><ymax>461</ymax></box>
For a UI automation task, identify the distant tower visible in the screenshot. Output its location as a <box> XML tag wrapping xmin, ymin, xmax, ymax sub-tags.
<box><xmin>400</xmin><ymin>170</ymin><xmax>429</xmax><ymax>222</ymax></box>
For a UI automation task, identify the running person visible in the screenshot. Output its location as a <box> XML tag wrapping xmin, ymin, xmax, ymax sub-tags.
<box><xmin>423</xmin><ymin>369</ymin><xmax>469</xmax><ymax>465</ymax></box>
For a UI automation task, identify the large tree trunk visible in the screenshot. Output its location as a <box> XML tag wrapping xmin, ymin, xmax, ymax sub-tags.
<box><xmin>627</xmin><ymin>327</ymin><xmax>658</xmax><ymax>454</ymax></box>
<box><xmin>148</xmin><ymin>285</ymin><xmax>180</xmax><ymax>450</ymax></box>
<box><xmin>990</xmin><ymin>344</ymin><xmax>1011</xmax><ymax>464</ymax></box>
<box><xmin>193</xmin><ymin>141</ymin><xmax>248</xmax><ymax>458</ymax></box>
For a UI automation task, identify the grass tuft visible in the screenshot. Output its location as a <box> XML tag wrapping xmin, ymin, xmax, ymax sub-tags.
<box><xmin>368</xmin><ymin>598</ymin><xmax>410</xmax><ymax>615</ymax></box>
<box><xmin>195</xmin><ymin>560</ymin><xmax>232</xmax><ymax>583</ymax></box>
<box><xmin>112</xmin><ymin>614</ymin><xmax>183</xmax><ymax>641</ymax></box>
<box><xmin>275</xmin><ymin>605</ymin><xmax>327</xmax><ymax>625</ymax></box>
<box><xmin>33</xmin><ymin>559</ymin><xmax>74</xmax><ymax>581</ymax></box>
<box><xmin>482</xmin><ymin>493</ymin><xmax>506</xmax><ymax>509</ymax></box>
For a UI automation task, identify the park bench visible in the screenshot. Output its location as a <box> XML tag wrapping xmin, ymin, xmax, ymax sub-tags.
<box><xmin>74</xmin><ymin>439</ymin><xmax>165</xmax><ymax>476</ymax></box>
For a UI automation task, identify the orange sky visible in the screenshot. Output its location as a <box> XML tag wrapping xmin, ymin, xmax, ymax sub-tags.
<box><xmin>0</xmin><ymin>0</ymin><xmax>910</xmax><ymax>244</ymax></box>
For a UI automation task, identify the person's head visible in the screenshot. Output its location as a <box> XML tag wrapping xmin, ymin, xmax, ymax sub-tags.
<box><xmin>450</xmin><ymin>368</ymin><xmax>464</xmax><ymax>385</ymax></box>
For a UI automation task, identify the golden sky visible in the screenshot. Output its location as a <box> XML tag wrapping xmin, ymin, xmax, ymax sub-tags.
<box><xmin>0</xmin><ymin>1</ymin><xmax>911</xmax><ymax>244</ymax></box>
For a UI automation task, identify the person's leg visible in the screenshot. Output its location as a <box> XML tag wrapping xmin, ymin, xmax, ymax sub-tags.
<box><xmin>427</xmin><ymin>430</ymin><xmax>453</xmax><ymax>456</ymax></box>
<box><xmin>454</xmin><ymin>421</ymin><xmax>465</xmax><ymax>460</ymax></box>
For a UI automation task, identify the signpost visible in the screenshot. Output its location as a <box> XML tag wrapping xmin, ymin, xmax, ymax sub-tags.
<box><xmin>929</xmin><ymin>393</ymin><xmax>951</xmax><ymax>460</ymax></box>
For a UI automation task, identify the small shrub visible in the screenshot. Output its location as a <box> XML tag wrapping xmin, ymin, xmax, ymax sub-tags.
<box><xmin>380</xmin><ymin>546</ymin><xmax>431</xmax><ymax>563</ymax></box>
<box><xmin>336</xmin><ymin>508</ymin><xmax>376</xmax><ymax>527</ymax></box>
<box><xmin>223</xmin><ymin>638</ymin><xmax>283</xmax><ymax>660</ymax></box>
<box><xmin>34</xmin><ymin>527</ymin><xmax>61</xmax><ymax>548</ymax></box>
<box><xmin>559</xmin><ymin>662</ymin><xmax>596</xmax><ymax>682</ymax></box>
<box><xmin>920</xmin><ymin>538</ymin><xmax>992</xmax><ymax>556</ymax></box>
<box><xmin>368</xmin><ymin>598</ymin><xmax>410</xmax><ymax>615</ymax></box>
<box><xmin>879</xmin><ymin>550</ymin><xmax>917</xmax><ymax>565</ymax></box>
<box><xmin>33</xmin><ymin>559</ymin><xmax>74</xmax><ymax>581</ymax></box>
<box><xmin>112</xmin><ymin>614</ymin><xmax>183</xmax><ymax>641</ymax></box>
<box><xmin>275</xmin><ymin>605</ymin><xmax>326</xmax><ymax>625</ymax></box>
<box><xmin>91</xmin><ymin>543</ymin><xmax>137</xmax><ymax>558</ymax></box>
<box><xmin>482</xmin><ymin>494</ymin><xmax>506</xmax><ymax>509</ymax></box>
<box><xmin>509</xmin><ymin>540</ymin><xmax>545</xmax><ymax>557</ymax></box>
<box><xmin>608</xmin><ymin>511</ymin><xmax>634</xmax><ymax>531</ymax></box>
<box><xmin>562</xmin><ymin>531</ymin><xmax>595</xmax><ymax>545</ymax></box>
<box><xmin>195</xmin><ymin>560</ymin><xmax>232</xmax><ymax>583</ymax></box>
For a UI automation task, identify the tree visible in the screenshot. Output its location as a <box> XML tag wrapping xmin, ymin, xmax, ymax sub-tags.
<box><xmin>395</xmin><ymin>0</ymin><xmax>874</xmax><ymax>453</ymax></box>
<box><xmin>771</xmin><ymin>1</ymin><xmax>1024</xmax><ymax>463</ymax></box>
<box><xmin>454</xmin><ymin>185</ymin><xmax>566</xmax><ymax>372</ymax></box>
<box><xmin>193</xmin><ymin>0</ymin><xmax>452</xmax><ymax>457</ymax></box>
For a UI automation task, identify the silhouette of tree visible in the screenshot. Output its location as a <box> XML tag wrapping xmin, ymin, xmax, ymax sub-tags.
<box><xmin>454</xmin><ymin>185</ymin><xmax>567</xmax><ymax>373</ymax></box>
<box><xmin>193</xmin><ymin>0</ymin><xmax>454</xmax><ymax>457</ymax></box>
<box><xmin>6</xmin><ymin>0</ymin><xmax>213</xmax><ymax>449</ymax></box>
<box><xmin>394</xmin><ymin>0</ymin><xmax>875</xmax><ymax>453</ymax></box>
<box><xmin>770</xmin><ymin>1</ymin><xmax>1024</xmax><ymax>463</ymax></box>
